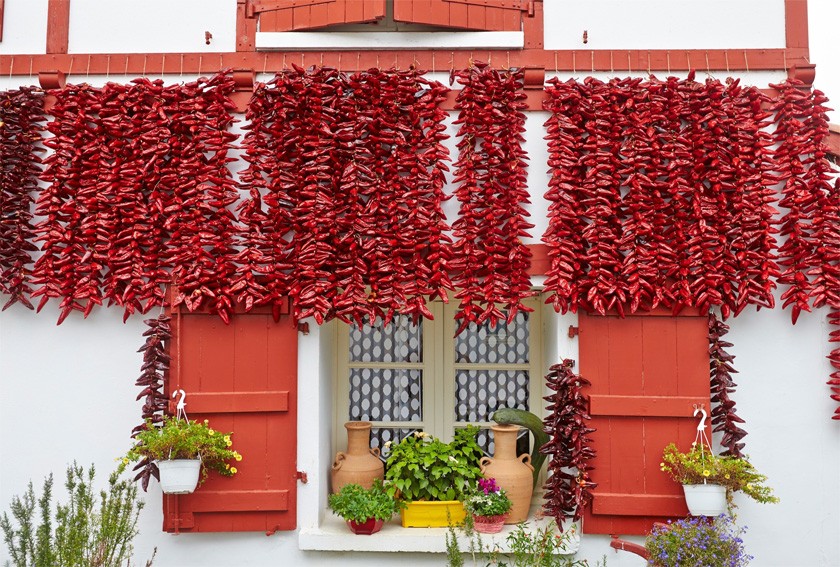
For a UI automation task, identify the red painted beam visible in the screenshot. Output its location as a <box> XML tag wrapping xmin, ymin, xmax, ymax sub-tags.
<box><xmin>46</xmin><ymin>0</ymin><xmax>70</xmax><ymax>54</ymax></box>
<box><xmin>0</xmin><ymin>0</ymin><xmax>5</xmax><ymax>42</ymax></box>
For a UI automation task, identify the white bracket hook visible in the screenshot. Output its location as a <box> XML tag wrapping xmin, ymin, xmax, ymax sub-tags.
<box><xmin>693</xmin><ymin>405</ymin><xmax>707</xmax><ymax>432</ymax></box>
<box><xmin>172</xmin><ymin>389</ymin><xmax>188</xmax><ymax>421</ymax></box>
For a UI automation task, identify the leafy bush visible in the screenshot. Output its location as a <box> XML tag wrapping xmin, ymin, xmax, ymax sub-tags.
<box><xmin>463</xmin><ymin>478</ymin><xmax>512</xmax><ymax>518</ymax></box>
<box><xmin>384</xmin><ymin>427</ymin><xmax>483</xmax><ymax>502</ymax></box>
<box><xmin>645</xmin><ymin>515</ymin><xmax>752</xmax><ymax>567</ymax></box>
<box><xmin>124</xmin><ymin>417</ymin><xmax>241</xmax><ymax>484</ymax></box>
<box><xmin>661</xmin><ymin>443</ymin><xmax>778</xmax><ymax>504</ymax></box>
<box><xmin>0</xmin><ymin>463</ymin><xmax>154</xmax><ymax>567</ymax></box>
<box><xmin>328</xmin><ymin>480</ymin><xmax>400</xmax><ymax>523</ymax></box>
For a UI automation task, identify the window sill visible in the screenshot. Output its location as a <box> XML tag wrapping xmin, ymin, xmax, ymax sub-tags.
<box><xmin>256</xmin><ymin>31</ymin><xmax>524</xmax><ymax>51</ymax></box>
<box><xmin>298</xmin><ymin>498</ymin><xmax>580</xmax><ymax>554</ymax></box>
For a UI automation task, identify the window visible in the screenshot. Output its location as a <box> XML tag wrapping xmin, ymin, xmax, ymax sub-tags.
<box><xmin>334</xmin><ymin>298</ymin><xmax>542</xmax><ymax>460</ymax></box>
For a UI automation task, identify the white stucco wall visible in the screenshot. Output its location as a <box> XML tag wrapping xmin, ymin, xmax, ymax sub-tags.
<box><xmin>2</xmin><ymin>1</ymin><xmax>839</xmax><ymax>566</ymax></box>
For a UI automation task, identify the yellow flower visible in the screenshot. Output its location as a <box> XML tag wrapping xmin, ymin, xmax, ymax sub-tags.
<box><xmin>702</xmin><ymin>470</ymin><xmax>711</xmax><ymax>477</ymax></box>
<box><xmin>235</xmin><ymin>452</ymin><xmax>242</xmax><ymax>461</ymax></box>
<box><xmin>208</xmin><ymin>429</ymin><xmax>215</xmax><ymax>436</ymax></box>
<box><xmin>724</xmin><ymin>474</ymin><xmax>731</xmax><ymax>479</ymax></box>
<box><xmin>204</xmin><ymin>419</ymin><xmax>209</xmax><ymax>424</ymax></box>
<box><xmin>230</xmin><ymin>467</ymin><xmax>238</xmax><ymax>474</ymax></box>
<box><xmin>224</xmin><ymin>435</ymin><xmax>232</xmax><ymax>446</ymax></box>
<box><xmin>225</xmin><ymin>463</ymin><xmax>230</xmax><ymax>470</ymax></box>
<box><xmin>122</xmin><ymin>458</ymin><xmax>129</xmax><ymax>465</ymax></box>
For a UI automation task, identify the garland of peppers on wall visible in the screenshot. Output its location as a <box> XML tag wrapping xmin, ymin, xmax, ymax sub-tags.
<box><xmin>238</xmin><ymin>65</ymin><xmax>453</xmax><ymax>326</ymax></box>
<box><xmin>541</xmin><ymin>359</ymin><xmax>597</xmax><ymax>528</ymax></box>
<box><xmin>708</xmin><ymin>312</ymin><xmax>747</xmax><ymax>457</ymax></box>
<box><xmin>449</xmin><ymin>62</ymin><xmax>535</xmax><ymax>334</ymax></box>
<box><xmin>131</xmin><ymin>314</ymin><xmax>172</xmax><ymax>490</ymax></box>
<box><xmin>0</xmin><ymin>87</ymin><xmax>45</xmax><ymax>311</ymax></box>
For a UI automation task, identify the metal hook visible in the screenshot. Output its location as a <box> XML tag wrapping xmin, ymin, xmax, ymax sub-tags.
<box><xmin>693</xmin><ymin>405</ymin><xmax>707</xmax><ymax>432</ymax></box>
<box><xmin>173</xmin><ymin>389</ymin><xmax>187</xmax><ymax>412</ymax></box>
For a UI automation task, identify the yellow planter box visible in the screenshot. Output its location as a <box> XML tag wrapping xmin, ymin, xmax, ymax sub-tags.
<box><xmin>400</xmin><ymin>500</ymin><xmax>466</xmax><ymax>528</ymax></box>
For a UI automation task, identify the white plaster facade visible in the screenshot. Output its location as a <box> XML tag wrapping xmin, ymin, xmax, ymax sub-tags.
<box><xmin>1</xmin><ymin>1</ymin><xmax>839</xmax><ymax>566</ymax></box>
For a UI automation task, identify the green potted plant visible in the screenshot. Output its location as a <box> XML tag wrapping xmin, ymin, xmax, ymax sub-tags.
<box><xmin>384</xmin><ymin>426</ymin><xmax>483</xmax><ymax>527</ymax></box>
<box><xmin>462</xmin><ymin>477</ymin><xmax>512</xmax><ymax>533</ymax></box>
<box><xmin>125</xmin><ymin>416</ymin><xmax>242</xmax><ymax>494</ymax></box>
<box><xmin>328</xmin><ymin>480</ymin><xmax>400</xmax><ymax>535</ymax></box>
<box><xmin>660</xmin><ymin>442</ymin><xmax>778</xmax><ymax>515</ymax></box>
<box><xmin>645</xmin><ymin>515</ymin><xmax>752</xmax><ymax>567</ymax></box>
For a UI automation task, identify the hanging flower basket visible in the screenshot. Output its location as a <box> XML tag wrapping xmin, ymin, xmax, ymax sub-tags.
<box><xmin>682</xmin><ymin>483</ymin><xmax>727</xmax><ymax>517</ymax></box>
<box><xmin>157</xmin><ymin>459</ymin><xmax>202</xmax><ymax>494</ymax></box>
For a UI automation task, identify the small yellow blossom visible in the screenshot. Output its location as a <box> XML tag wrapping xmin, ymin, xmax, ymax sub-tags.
<box><xmin>224</xmin><ymin>435</ymin><xmax>232</xmax><ymax>447</ymax></box>
<box><xmin>702</xmin><ymin>470</ymin><xmax>711</xmax><ymax>477</ymax></box>
<box><xmin>204</xmin><ymin>419</ymin><xmax>209</xmax><ymax>424</ymax></box>
<box><xmin>208</xmin><ymin>429</ymin><xmax>215</xmax><ymax>436</ymax></box>
<box><xmin>122</xmin><ymin>458</ymin><xmax>129</xmax><ymax>465</ymax></box>
<box><xmin>225</xmin><ymin>463</ymin><xmax>230</xmax><ymax>470</ymax></box>
<box><xmin>230</xmin><ymin>467</ymin><xmax>237</xmax><ymax>474</ymax></box>
<box><xmin>235</xmin><ymin>452</ymin><xmax>242</xmax><ymax>461</ymax></box>
<box><xmin>724</xmin><ymin>474</ymin><xmax>731</xmax><ymax>480</ymax></box>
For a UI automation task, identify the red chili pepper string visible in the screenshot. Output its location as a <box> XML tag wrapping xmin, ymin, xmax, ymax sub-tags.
<box><xmin>0</xmin><ymin>87</ymin><xmax>45</xmax><ymax>311</ymax></box>
<box><xmin>708</xmin><ymin>312</ymin><xmax>748</xmax><ymax>457</ymax></box>
<box><xmin>450</xmin><ymin>62</ymin><xmax>534</xmax><ymax>334</ymax></box>
<box><xmin>541</xmin><ymin>359</ymin><xmax>596</xmax><ymax>529</ymax></box>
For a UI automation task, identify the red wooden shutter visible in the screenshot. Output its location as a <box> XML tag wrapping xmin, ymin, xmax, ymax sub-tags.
<box><xmin>163</xmin><ymin>300</ymin><xmax>298</xmax><ymax>533</ymax></box>
<box><xmin>256</xmin><ymin>0</ymin><xmax>386</xmax><ymax>32</ymax></box>
<box><xmin>393</xmin><ymin>0</ymin><xmax>524</xmax><ymax>31</ymax></box>
<box><xmin>579</xmin><ymin>310</ymin><xmax>710</xmax><ymax>536</ymax></box>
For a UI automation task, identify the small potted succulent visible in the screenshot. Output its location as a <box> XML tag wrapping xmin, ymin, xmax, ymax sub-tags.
<box><xmin>463</xmin><ymin>478</ymin><xmax>512</xmax><ymax>533</ymax></box>
<box><xmin>645</xmin><ymin>515</ymin><xmax>752</xmax><ymax>567</ymax></box>
<box><xmin>660</xmin><ymin>443</ymin><xmax>778</xmax><ymax>516</ymax></box>
<box><xmin>384</xmin><ymin>426</ymin><xmax>483</xmax><ymax>527</ymax></box>
<box><xmin>328</xmin><ymin>480</ymin><xmax>400</xmax><ymax>535</ymax></box>
<box><xmin>124</xmin><ymin>416</ymin><xmax>242</xmax><ymax>494</ymax></box>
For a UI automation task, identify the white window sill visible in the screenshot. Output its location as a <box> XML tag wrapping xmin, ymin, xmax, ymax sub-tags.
<box><xmin>298</xmin><ymin>498</ymin><xmax>581</xmax><ymax>554</ymax></box>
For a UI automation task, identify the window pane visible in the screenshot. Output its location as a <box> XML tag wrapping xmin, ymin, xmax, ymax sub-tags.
<box><xmin>349</xmin><ymin>368</ymin><xmax>423</xmax><ymax>422</ymax></box>
<box><xmin>455</xmin><ymin>312</ymin><xmax>530</xmax><ymax>363</ymax></box>
<box><xmin>454</xmin><ymin>369</ymin><xmax>529</xmax><ymax>422</ymax></box>
<box><xmin>349</xmin><ymin>315</ymin><xmax>422</xmax><ymax>363</ymax></box>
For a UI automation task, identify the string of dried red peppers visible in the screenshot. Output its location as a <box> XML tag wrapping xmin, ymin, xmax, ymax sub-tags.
<box><xmin>541</xmin><ymin>359</ymin><xmax>596</xmax><ymax>529</ymax></box>
<box><xmin>31</xmin><ymin>74</ymin><xmax>239</xmax><ymax>324</ymax></box>
<box><xmin>708</xmin><ymin>312</ymin><xmax>747</xmax><ymax>457</ymax></box>
<box><xmin>0</xmin><ymin>87</ymin><xmax>44</xmax><ymax>311</ymax></box>
<box><xmin>543</xmin><ymin>73</ymin><xmax>780</xmax><ymax>318</ymax></box>
<box><xmin>449</xmin><ymin>63</ymin><xmax>534</xmax><ymax>333</ymax></box>
<box><xmin>238</xmin><ymin>65</ymin><xmax>451</xmax><ymax>326</ymax></box>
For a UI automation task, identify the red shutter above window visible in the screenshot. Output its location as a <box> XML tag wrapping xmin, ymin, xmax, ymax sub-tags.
<box><xmin>579</xmin><ymin>310</ymin><xmax>710</xmax><ymax>536</ymax></box>
<box><xmin>163</xmin><ymin>301</ymin><xmax>298</xmax><ymax>534</ymax></box>
<box><xmin>256</xmin><ymin>0</ymin><xmax>386</xmax><ymax>32</ymax></box>
<box><xmin>393</xmin><ymin>0</ymin><xmax>524</xmax><ymax>31</ymax></box>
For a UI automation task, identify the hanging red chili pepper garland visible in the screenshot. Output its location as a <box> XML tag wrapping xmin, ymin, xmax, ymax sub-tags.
<box><xmin>708</xmin><ymin>312</ymin><xmax>748</xmax><ymax>457</ymax></box>
<box><xmin>0</xmin><ymin>87</ymin><xmax>45</xmax><ymax>310</ymax></box>
<box><xmin>450</xmin><ymin>62</ymin><xmax>534</xmax><ymax>333</ymax></box>
<box><xmin>238</xmin><ymin>65</ymin><xmax>451</xmax><ymax>325</ymax></box>
<box><xmin>541</xmin><ymin>359</ymin><xmax>597</xmax><ymax>529</ymax></box>
<box><xmin>31</xmin><ymin>74</ymin><xmax>239</xmax><ymax>324</ymax></box>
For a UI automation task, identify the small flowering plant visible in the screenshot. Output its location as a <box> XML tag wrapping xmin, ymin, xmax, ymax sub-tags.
<box><xmin>660</xmin><ymin>443</ymin><xmax>778</xmax><ymax>504</ymax></box>
<box><xmin>645</xmin><ymin>515</ymin><xmax>752</xmax><ymax>567</ymax></box>
<box><xmin>384</xmin><ymin>427</ymin><xmax>483</xmax><ymax>502</ymax></box>
<box><xmin>124</xmin><ymin>416</ymin><xmax>242</xmax><ymax>483</ymax></box>
<box><xmin>463</xmin><ymin>478</ymin><xmax>512</xmax><ymax>518</ymax></box>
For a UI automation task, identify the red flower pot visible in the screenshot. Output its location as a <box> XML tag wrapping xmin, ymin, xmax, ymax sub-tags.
<box><xmin>346</xmin><ymin>518</ymin><xmax>384</xmax><ymax>535</ymax></box>
<box><xmin>472</xmin><ymin>514</ymin><xmax>507</xmax><ymax>534</ymax></box>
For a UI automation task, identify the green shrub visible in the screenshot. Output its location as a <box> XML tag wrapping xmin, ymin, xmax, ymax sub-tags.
<box><xmin>328</xmin><ymin>480</ymin><xmax>400</xmax><ymax>523</ymax></box>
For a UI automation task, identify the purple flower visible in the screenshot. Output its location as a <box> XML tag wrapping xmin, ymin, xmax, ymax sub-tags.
<box><xmin>478</xmin><ymin>477</ymin><xmax>499</xmax><ymax>494</ymax></box>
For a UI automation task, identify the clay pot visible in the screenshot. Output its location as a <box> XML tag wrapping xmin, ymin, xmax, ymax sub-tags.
<box><xmin>347</xmin><ymin>518</ymin><xmax>384</xmax><ymax>535</ymax></box>
<box><xmin>331</xmin><ymin>421</ymin><xmax>384</xmax><ymax>493</ymax></box>
<box><xmin>480</xmin><ymin>424</ymin><xmax>534</xmax><ymax>524</ymax></box>
<box><xmin>472</xmin><ymin>513</ymin><xmax>507</xmax><ymax>534</ymax></box>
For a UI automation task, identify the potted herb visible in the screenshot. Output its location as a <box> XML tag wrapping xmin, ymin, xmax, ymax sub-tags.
<box><xmin>463</xmin><ymin>478</ymin><xmax>512</xmax><ymax>533</ymax></box>
<box><xmin>645</xmin><ymin>515</ymin><xmax>752</xmax><ymax>567</ymax></box>
<box><xmin>384</xmin><ymin>427</ymin><xmax>483</xmax><ymax>527</ymax></box>
<box><xmin>660</xmin><ymin>443</ymin><xmax>778</xmax><ymax>515</ymax></box>
<box><xmin>125</xmin><ymin>416</ymin><xmax>242</xmax><ymax>494</ymax></box>
<box><xmin>328</xmin><ymin>480</ymin><xmax>400</xmax><ymax>535</ymax></box>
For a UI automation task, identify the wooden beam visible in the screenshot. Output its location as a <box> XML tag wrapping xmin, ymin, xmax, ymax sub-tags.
<box><xmin>0</xmin><ymin>0</ymin><xmax>5</xmax><ymax>42</ymax></box>
<box><xmin>46</xmin><ymin>0</ymin><xmax>70</xmax><ymax>54</ymax></box>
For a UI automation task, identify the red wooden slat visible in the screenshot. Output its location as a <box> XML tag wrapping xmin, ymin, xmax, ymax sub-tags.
<box><xmin>590</xmin><ymin>395</ymin><xmax>710</xmax><ymax>417</ymax></box>
<box><xmin>592</xmin><ymin>494</ymin><xmax>689</xmax><ymax>517</ymax></box>
<box><xmin>0</xmin><ymin>0</ymin><xmax>5</xmax><ymax>42</ymax></box>
<box><xmin>259</xmin><ymin>0</ymin><xmax>385</xmax><ymax>31</ymax></box>
<box><xmin>186</xmin><ymin>490</ymin><xmax>289</xmax><ymax>512</ymax></box>
<box><xmin>187</xmin><ymin>392</ymin><xmax>289</xmax><ymax>413</ymax></box>
<box><xmin>46</xmin><ymin>0</ymin><xmax>70</xmax><ymax>54</ymax></box>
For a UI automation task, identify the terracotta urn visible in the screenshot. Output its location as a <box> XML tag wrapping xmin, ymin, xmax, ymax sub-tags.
<box><xmin>480</xmin><ymin>424</ymin><xmax>534</xmax><ymax>524</ymax></box>
<box><xmin>330</xmin><ymin>421</ymin><xmax>384</xmax><ymax>493</ymax></box>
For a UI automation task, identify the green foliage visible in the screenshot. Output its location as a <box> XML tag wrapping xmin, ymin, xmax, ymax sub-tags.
<box><xmin>463</xmin><ymin>478</ymin><xmax>512</xmax><ymax>518</ymax></box>
<box><xmin>645</xmin><ymin>515</ymin><xmax>752</xmax><ymax>567</ymax></box>
<box><xmin>328</xmin><ymin>480</ymin><xmax>400</xmax><ymax>523</ymax></box>
<box><xmin>1</xmin><ymin>463</ymin><xmax>153</xmax><ymax>567</ymax></box>
<box><xmin>124</xmin><ymin>417</ymin><xmax>241</xmax><ymax>483</ymax></box>
<box><xmin>384</xmin><ymin>427</ymin><xmax>483</xmax><ymax>502</ymax></box>
<box><xmin>661</xmin><ymin>443</ymin><xmax>779</xmax><ymax>505</ymax></box>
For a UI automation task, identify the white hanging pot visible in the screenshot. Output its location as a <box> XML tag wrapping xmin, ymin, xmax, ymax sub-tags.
<box><xmin>682</xmin><ymin>483</ymin><xmax>727</xmax><ymax>516</ymax></box>
<box><xmin>157</xmin><ymin>459</ymin><xmax>201</xmax><ymax>494</ymax></box>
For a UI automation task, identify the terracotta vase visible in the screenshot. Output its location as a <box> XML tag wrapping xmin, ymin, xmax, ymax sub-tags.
<box><xmin>330</xmin><ymin>421</ymin><xmax>384</xmax><ymax>493</ymax></box>
<box><xmin>480</xmin><ymin>424</ymin><xmax>534</xmax><ymax>524</ymax></box>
